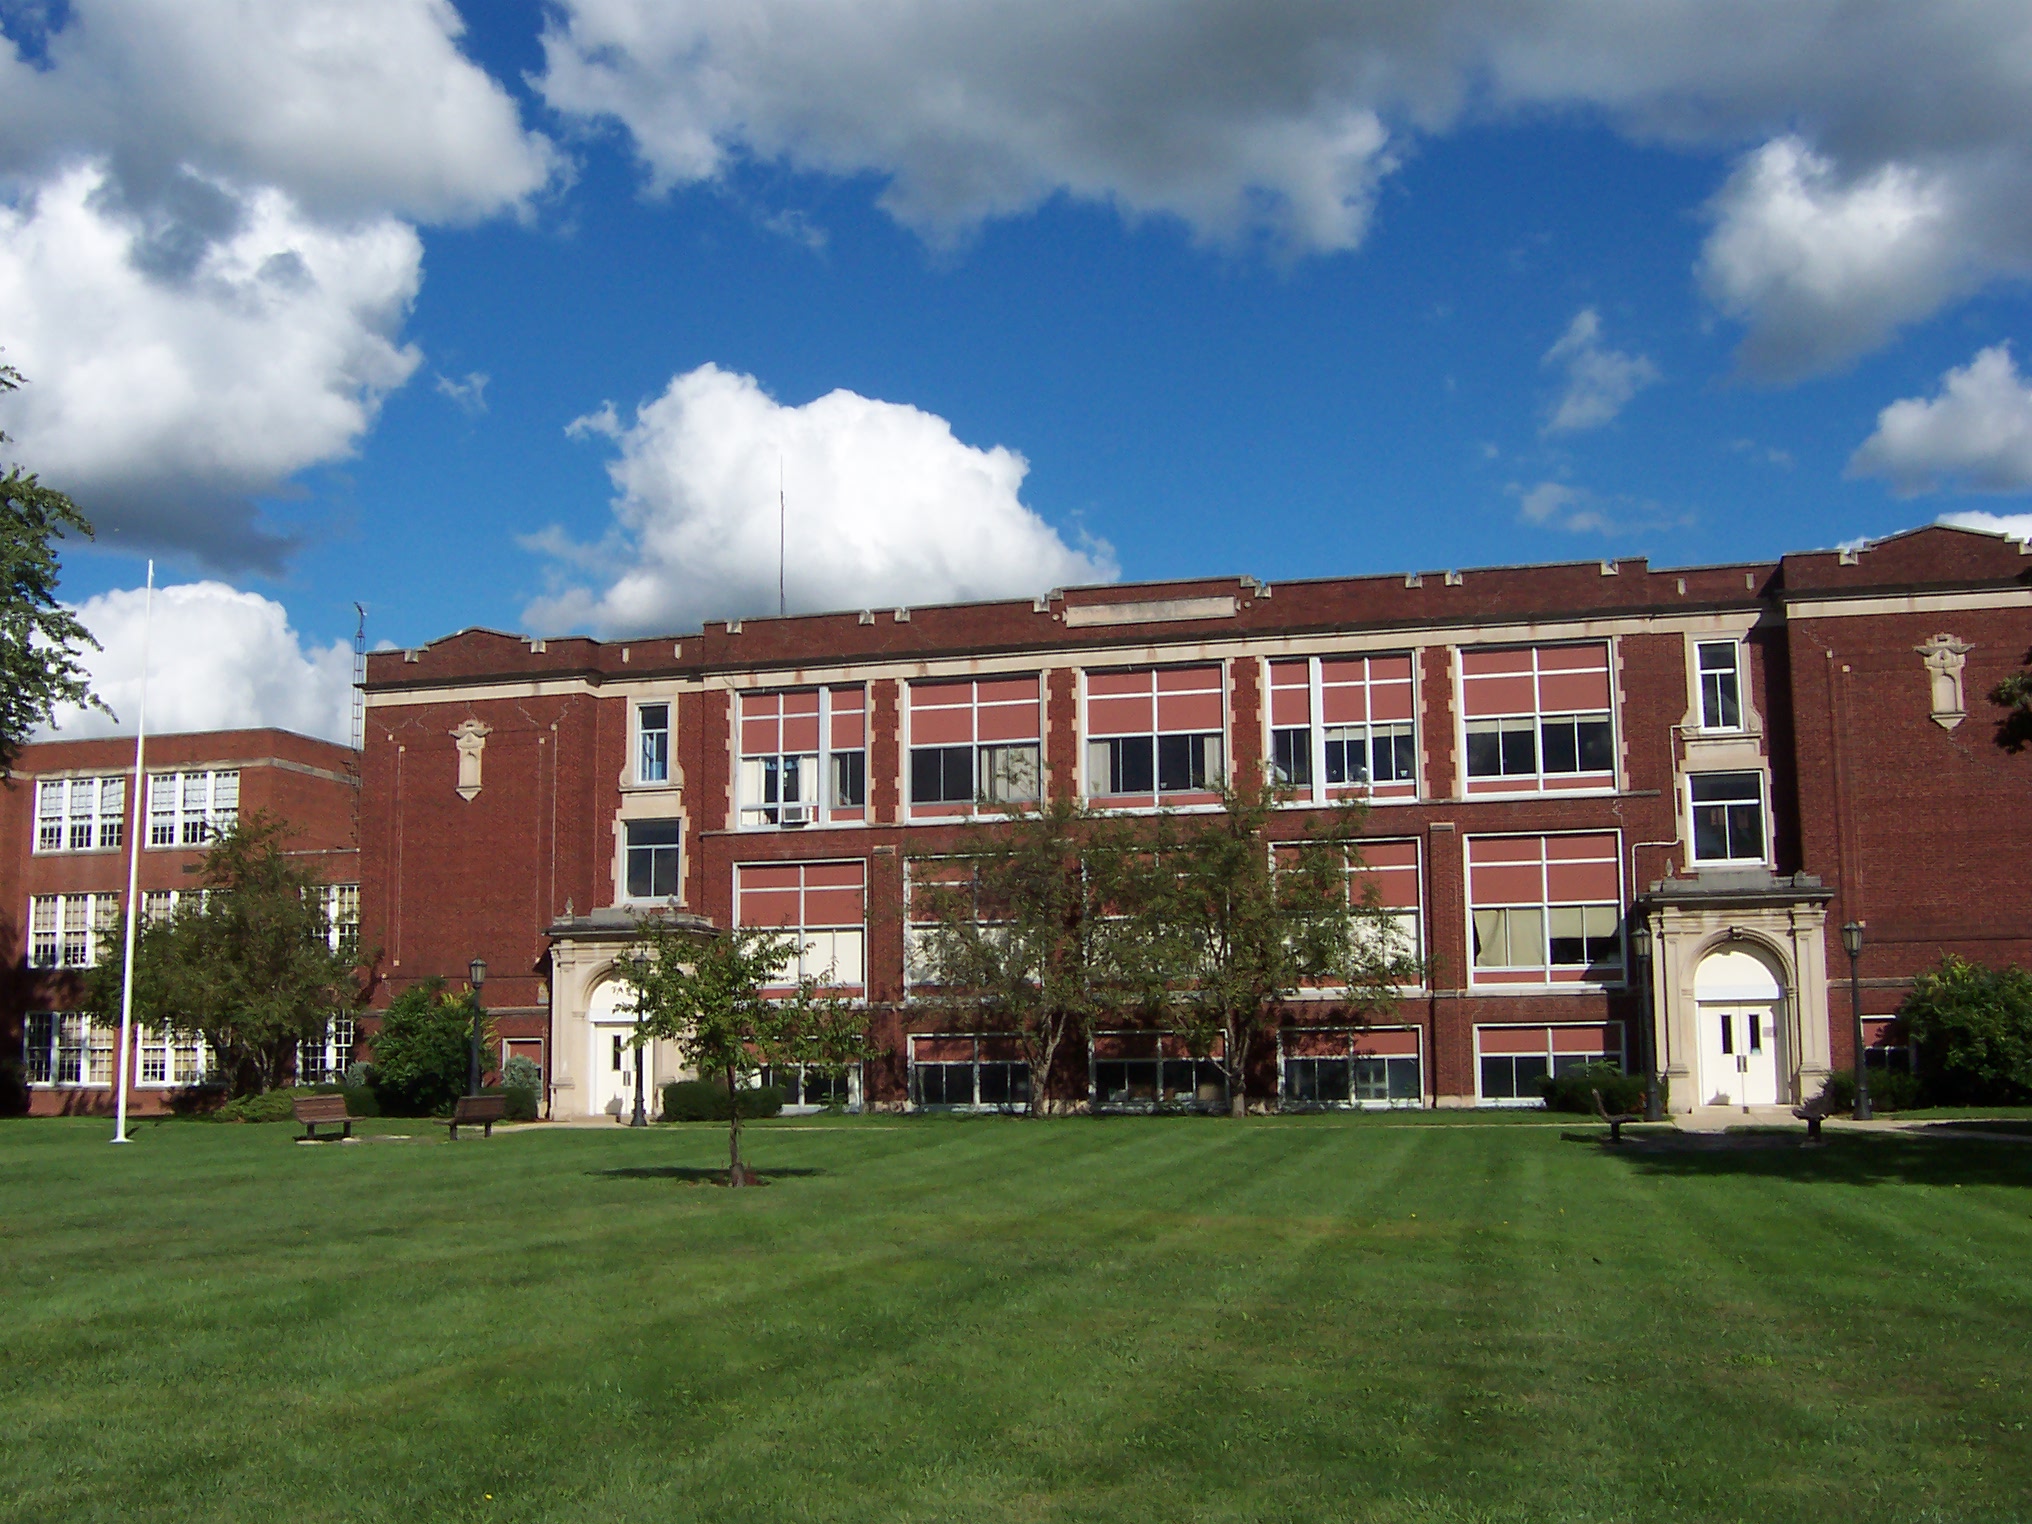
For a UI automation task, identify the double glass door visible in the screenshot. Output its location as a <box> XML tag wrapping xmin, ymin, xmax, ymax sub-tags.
<box><xmin>1699</xmin><ymin>1003</ymin><xmax>1779</xmax><ymax>1106</ymax></box>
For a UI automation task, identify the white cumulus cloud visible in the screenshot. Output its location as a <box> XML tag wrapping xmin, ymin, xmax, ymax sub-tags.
<box><xmin>1541</xmin><ymin>308</ymin><xmax>1658</xmax><ymax>432</ymax></box>
<box><xmin>536</xmin><ymin>1</ymin><xmax>2032</xmax><ymax>370</ymax></box>
<box><xmin>0</xmin><ymin>162</ymin><xmax>423</xmax><ymax>569</ymax></box>
<box><xmin>1850</xmin><ymin>346</ymin><xmax>2032</xmax><ymax>496</ymax></box>
<box><xmin>39</xmin><ymin>581</ymin><xmax>356</xmax><ymax>745</ymax></box>
<box><xmin>525</xmin><ymin>364</ymin><xmax>1116</xmax><ymax>636</ymax></box>
<box><xmin>0</xmin><ymin>0</ymin><xmax>558</xmax><ymax>223</ymax></box>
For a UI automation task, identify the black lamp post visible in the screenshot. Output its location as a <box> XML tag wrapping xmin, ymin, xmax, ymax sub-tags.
<box><xmin>1631</xmin><ymin>920</ymin><xmax>1664</xmax><ymax>1122</ymax></box>
<box><xmin>467</xmin><ymin>957</ymin><xmax>487</xmax><ymax>1098</ymax></box>
<box><xmin>630</xmin><ymin>1034</ymin><xmax>648</xmax><ymax>1128</ymax></box>
<box><xmin>1842</xmin><ymin>921</ymin><xmax>1870</xmax><ymax>1121</ymax></box>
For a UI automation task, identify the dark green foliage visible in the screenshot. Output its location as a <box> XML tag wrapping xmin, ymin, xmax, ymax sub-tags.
<box><xmin>1899</xmin><ymin>955</ymin><xmax>2032</xmax><ymax>1105</ymax></box>
<box><xmin>212</xmin><ymin>1088</ymin><xmax>313</xmax><ymax>1123</ymax></box>
<box><xmin>0</xmin><ymin>361</ymin><xmax>102</xmax><ymax>772</ymax></box>
<box><xmin>1991</xmin><ymin>657</ymin><xmax>2032</xmax><ymax>753</ymax></box>
<box><xmin>368</xmin><ymin>980</ymin><xmax>488</xmax><ymax>1116</ymax></box>
<box><xmin>481</xmin><ymin>1084</ymin><xmax>540</xmax><ymax>1122</ymax></box>
<box><xmin>498</xmin><ymin>1055</ymin><xmax>542</xmax><ymax>1121</ymax></box>
<box><xmin>0</xmin><ymin>1059</ymin><xmax>25</xmax><ymax>1116</ymax></box>
<box><xmin>1540</xmin><ymin>1062</ymin><xmax>1647</xmax><ymax>1114</ymax></box>
<box><xmin>1819</xmin><ymin>1068</ymin><xmax>1924</xmax><ymax>1113</ymax></box>
<box><xmin>660</xmin><ymin>1079</ymin><xmax>786</xmax><ymax>1122</ymax></box>
<box><xmin>86</xmin><ymin>813</ymin><xmax>363</xmax><ymax>1095</ymax></box>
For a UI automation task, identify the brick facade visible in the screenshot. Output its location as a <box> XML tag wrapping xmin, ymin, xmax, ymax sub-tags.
<box><xmin>358</xmin><ymin>526</ymin><xmax>2032</xmax><ymax>1119</ymax></box>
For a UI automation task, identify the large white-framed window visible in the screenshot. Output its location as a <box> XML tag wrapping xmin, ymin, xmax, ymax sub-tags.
<box><xmin>1466</xmin><ymin>832</ymin><xmax>1624</xmax><ymax>987</ymax></box>
<box><xmin>323</xmin><ymin>883</ymin><xmax>361</xmax><ymax>953</ymax></box>
<box><xmin>1695</xmin><ymin>641</ymin><xmax>1744</xmax><ymax>732</ymax></box>
<box><xmin>738</xmin><ymin>686</ymin><xmax>867</xmax><ymax>828</ymax></box>
<box><xmin>147</xmin><ymin>770</ymin><xmax>238</xmax><ymax>847</ymax></box>
<box><xmin>23</xmin><ymin>1012</ymin><xmax>116</xmax><ymax>1087</ymax></box>
<box><xmin>901</xmin><ymin>856</ymin><xmax>1002</xmax><ymax>990</ymax></box>
<box><xmin>907</xmin><ymin>676</ymin><xmax>1041</xmax><ymax>818</ymax></box>
<box><xmin>636</xmin><ymin>702</ymin><xmax>671</xmax><ymax>785</ymax></box>
<box><xmin>1279</xmin><ymin>1026</ymin><xmax>1424</xmax><ymax>1108</ymax></box>
<box><xmin>623</xmin><ymin>821</ymin><xmax>682</xmax><ymax>901</ymax></box>
<box><xmin>1266</xmin><ymin>655</ymin><xmax>1418</xmax><ymax>804</ymax></box>
<box><xmin>1089</xmin><ymin>1030</ymin><xmax>1227</xmax><ymax>1110</ymax></box>
<box><xmin>1458</xmin><ymin>644</ymin><xmax>1615</xmax><ymax>795</ymax></box>
<box><xmin>296</xmin><ymin>1015</ymin><xmax>358</xmax><ymax>1085</ymax></box>
<box><xmin>758</xmin><ymin>1061</ymin><xmax>862</xmax><ymax>1112</ymax></box>
<box><xmin>137</xmin><ymin>1028</ymin><xmax>212</xmax><ymax>1088</ymax></box>
<box><xmin>1688</xmin><ymin>772</ymin><xmax>1768</xmax><ymax>864</ymax></box>
<box><xmin>735</xmin><ymin>859</ymin><xmax>866</xmax><ymax>993</ymax></box>
<box><xmin>28</xmin><ymin>893</ymin><xmax>119</xmax><ymax>969</ymax></box>
<box><xmin>1475</xmin><ymin>1023</ymin><xmax>1625</xmax><ymax>1106</ymax></box>
<box><xmin>1084</xmin><ymin>665</ymin><xmax>1225</xmax><ymax>808</ymax></box>
<box><xmin>34</xmin><ymin>776</ymin><xmax>125</xmax><ymax>853</ymax></box>
<box><xmin>906</xmin><ymin>1033</ymin><xmax>1029</xmax><ymax>1109</ymax></box>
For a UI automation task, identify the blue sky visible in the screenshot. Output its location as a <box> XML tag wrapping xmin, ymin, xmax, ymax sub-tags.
<box><xmin>3</xmin><ymin>1</ymin><xmax>2030</xmax><ymax>740</ymax></box>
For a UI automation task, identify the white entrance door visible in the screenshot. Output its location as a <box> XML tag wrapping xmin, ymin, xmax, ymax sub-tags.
<box><xmin>1698</xmin><ymin>1004</ymin><xmax>1780</xmax><ymax>1107</ymax></box>
<box><xmin>583</xmin><ymin>978</ymin><xmax>650</xmax><ymax>1120</ymax></box>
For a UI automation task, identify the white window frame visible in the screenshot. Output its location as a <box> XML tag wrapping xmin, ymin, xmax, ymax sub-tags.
<box><xmin>1088</xmin><ymin>1030</ymin><xmax>1228</xmax><ymax>1111</ymax></box>
<box><xmin>1695</xmin><ymin>640</ymin><xmax>1745</xmax><ymax>733</ymax></box>
<box><xmin>295</xmin><ymin>1014</ymin><xmax>357</xmax><ymax>1086</ymax></box>
<box><xmin>28</xmin><ymin>892</ymin><xmax>120</xmax><ymax>969</ymax></box>
<box><xmin>1455</xmin><ymin>644</ymin><xmax>1618</xmax><ymax>797</ymax></box>
<box><xmin>737</xmin><ymin>686</ymin><xmax>869</xmax><ymax>829</ymax></box>
<box><xmin>635</xmin><ymin>701</ymin><xmax>672</xmax><ymax>785</ymax></box>
<box><xmin>1264</xmin><ymin>655</ymin><xmax>1420</xmax><ymax>806</ymax></box>
<box><xmin>1686</xmin><ymin>771</ymin><xmax>1770</xmax><ymax>866</ymax></box>
<box><xmin>1276</xmin><ymin>1026</ymin><xmax>1425</xmax><ymax>1110</ymax></box>
<box><xmin>23</xmin><ymin>1012</ymin><xmax>117</xmax><ymax>1088</ymax></box>
<box><xmin>1473</xmin><ymin>1024</ymin><xmax>1626</xmax><ymax>1108</ymax></box>
<box><xmin>906</xmin><ymin>1033</ymin><xmax>1030</xmax><ymax>1111</ymax></box>
<box><xmin>758</xmin><ymin>1061</ymin><xmax>863</xmax><ymax>1114</ymax></box>
<box><xmin>147</xmin><ymin>769</ymin><xmax>239</xmax><ymax>849</ymax></box>
<box><xmin>323</xmin><ymin>883</ymin><xmax>361</xmax><ymax>953</ymax></box>
<box><xmin>1464</xmin><ymin>832</ymin><xmax>1626</xmax><ymax>990</ymax></box>
<box><xmin>1080</xmin><ymin>665</ymin><xmax>1228</xmax><ymax>809</ymax></box>
<box><xmin>33</xmin><ymin>775</ymin><xmax>126</xmax><ymax>854</ymax></box>
<box><xmin>136</xmin><ymin>1028</ymin><xmax>213</xmax><ymax>1088</ymax></box>
<box><xmin>734</xmin><ymin>860</ymin><xmax>868</xmax><ymax>994</ymax></box>
<box><xmin>904</xmin><ymin>676</ymin><xmax>1043</xmax><ymax>820</ymax></box>
<box><xmin>621</xmin><ymin>820</ymin><xmax>683</xmax><ymax>903</ymax></box>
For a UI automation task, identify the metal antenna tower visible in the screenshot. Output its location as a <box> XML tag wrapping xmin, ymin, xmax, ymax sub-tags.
<box><xmin>350</xmin><ymin>604</ymin><xmax>367</xmax><ymax>753</ymax></box>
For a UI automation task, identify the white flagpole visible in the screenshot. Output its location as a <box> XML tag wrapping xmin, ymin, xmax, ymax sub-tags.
<box><xmin>111</xmin><ymin>560</ymin><xmax>153</xmax><ymax>1145</ymax></box>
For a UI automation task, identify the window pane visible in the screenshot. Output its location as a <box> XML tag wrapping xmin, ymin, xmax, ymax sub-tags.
<box><xmin>979</xmin><ymin>743</ymin><xmax>1039</xmax><ymax>802</ymax></box>
<box><xmin>1499</xmin><ymin>722</ymin><xmax>1537</xmax><ymax>776</ymax></box>
<box><xmin>1156</xmin><ymin>733</ymin><xmax>1194</xmax><ymax>791</ymax></box>
<box><xmin>1111</xmin><ymin>736</ymin><xmax>1154</xmax><ymax>794</ymax></box>
<box><xmin>1480</xmin><ymin>1055</ymin><xmax>1515</xmax><ymax>1099</ymax></box>
<box><xmin>1472</xmin><ymin>909</ymin><xmax>1505</xmax><ymax>967</ymax></box>
<box><xmin>1386</xmin><ymin>1056</ymin><xmax>1421</xmax><ymax>1100</ymax></box>
<box><xmin>1465</xmin><ymin>726</ymin><xmax>1502</xmax><ymax>777</ymax></box>
<box><xmin>1514</xmin><ymin>1054</ymin><xmax>1549</xmax><ymax>1093</ymax></box>
<box><xmin>1373</xmin><ymin>727</ymin><xmax>1415</xmax><ymax>783</ymax></box>
<box><xmin>1272</xmin><ymin>728</ymin><xmax>1310</xmax><ymax>787</ymax></box>
<box><xmin>831</xmin><ymin>751</ymin><xmax>867</xmax><ymax>808</ymax></box>
<box><xmin>1541</xmin><ymin>719</ymin><xmax>1578</xmax><ymax>774</ymax></box>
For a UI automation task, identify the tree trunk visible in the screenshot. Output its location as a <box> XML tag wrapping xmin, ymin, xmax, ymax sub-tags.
<box><xmin>724</xmin><ymin>1068</ymin><xmax>756</xmax><ymax>1186</ymax></box>
<box><xmin>1227</xmin><ymin>1021</ymin><xmax>1247</xmax><ymax>1118</ymax></box>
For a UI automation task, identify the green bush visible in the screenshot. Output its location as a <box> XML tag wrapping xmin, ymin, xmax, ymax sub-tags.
<box><xmin>1540</xmin><ymin>1062</ymin><xmax>1647</xmax><ymax>1115</ymax></box>
<box><xmin>502</xmin><ymin>1054</ymin><xmax>542</xmax><ymax>1092</ymax></box>
<box><xmin>369</xmin><ymin>981</ymin><xmax>486</xmax><ymax>1116</ymax></box>
<box><xmin>481</xmin><ymin>1083</ymin><xmax>540</xmax><ymax>1122</ymax></box>
<box><xmin>660</xmin><ymin>1079</ymin><xmax>785</xmax><ymax>1122</ymax></box>
<box><xmin>312</xmin><ymin>1080</ymin><xmax>381</xmax><ymax>1117</ymax></box>
<box><xmin>1898</xmin><ymin>956</ymin><xmax>2032</xmax><ymax>1106</ymax></box>
<box><xmin>0</xmin><ymin>1059</ymin><xmax>25</xmax><ymax>1117</ymax></box>
<box><xmin>1819</xmin><ymin>1067</ymin><xmax>1924</xmax><ymax>1113</ymax></box>
<box><xmin>213</xmin><ymin>1087</ymin><xmax>312</xmax><ymax>1123</ymax></box>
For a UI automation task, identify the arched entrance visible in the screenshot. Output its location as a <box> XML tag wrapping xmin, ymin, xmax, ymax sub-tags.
<box><xmin>1693</xmin><ymin>944</ymin><xmax>1786</xmax><ymax>1107</ymax></box>
<box><xmin>584</xmin><ymin>977</ymin><xmax>650</xmax><ymax>1118</ymax></box>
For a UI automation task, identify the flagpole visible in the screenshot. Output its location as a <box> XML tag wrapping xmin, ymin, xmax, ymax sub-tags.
<box><xmin>111</xmin><ymin>561</ymin><xmax>153</xmax><ymax>1145</ymax></box>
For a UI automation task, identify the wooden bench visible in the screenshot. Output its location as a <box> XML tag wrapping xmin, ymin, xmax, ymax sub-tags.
<box><xmin>442</xmin><ymin>1094</ymin><xmax>508</xmax><ymax>1140</ymax></box>
<box><xmin>1590</xmin><ymin>1088</ymin><xmax>1644</xmax><ymax>1144</ymax></box>
<box><xmin>293</xmin><ymin>1094</ymin><xmax>353</xmax><ymax>1142</ymax></box>
<box><xmin>1793</xmin><ymin>1094</ymin><xmax>1835</xmax><ymax>1143</ymax></box>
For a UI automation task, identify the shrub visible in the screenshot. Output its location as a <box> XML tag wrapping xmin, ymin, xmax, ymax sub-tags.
<box><xmin>369</xmin><ymin>981</ymin><xmax>485</xmax><ymax>1116</ymax></box>
<box><xmin>1819</xmin><ymin>1067</ymin><xmax>1924</xmax><ymax>1113</ymax></box>
<box><xmin>213</xmin><ymin>1087</ymin><xmax>312</xmax><ymax>1123</ymax></box>
<box><xmin>1898</xmin><ymin>956</ymin><xmax>2032</xmax><ymax>1106</ymax></box>
<box><xmin>1540</xmin><ymin>1062</ymin><xmax>1647</xmax><ymax>1115</ymax></box>
<box><xmin>0</xmin><ymin>1059</ymin><xmax>25</xmax><ymax>1117</ymax></box>
<box><xmin>660</xmin><ymin>1079</ymin><xmax>785</xmax><ymax>1122</ymax></box>
<box><xmin>167</xmin><ymin>1083</ymin><xmax>227</xmax><ymax>1116</ymax></box>
<box><xmin>502</xmin><ymin>1054</ymin><xmax>542</xmax><ymax>1092</ymax></box>
<box><xmin>481</xmin><ymin>1083</ymin><xmax>540</xmax><ymax>1122</ymax></box>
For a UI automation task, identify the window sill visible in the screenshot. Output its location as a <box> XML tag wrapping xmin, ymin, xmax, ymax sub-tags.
<box><xmin>1464</xmin><ymin>981</ymin><xmax>1627</xmax><ymax>995</ymax></box>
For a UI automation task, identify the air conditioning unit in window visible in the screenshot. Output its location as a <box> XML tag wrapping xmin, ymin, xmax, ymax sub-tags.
<box><xmin>778</xmin><ymin>805</ymin><xmax>813</xmax><ymax>827</ymax></box>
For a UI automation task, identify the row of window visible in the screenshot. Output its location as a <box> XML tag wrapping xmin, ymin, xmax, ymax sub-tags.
<box><xmin>22</xmin><ymin>1014</ymin><xmax>355</xmax><ymax>1088</ymax></box>
<box><xmin>623</xmin><ymin>829</ymin><xmax>1735</xmax><ymax>988</ymax></box>
<box><xmin>638</xmin><ymin>640</ymin><xmax>1752</xmax><ymax>828</ymax></box>
<box><xmin>32</xmin><ymin>770</ymin><xmax>240</xmax><ymax>854</ymax></box>
<box><xmin>24</xmin><ymin>885</ymin><xmax>361</xmax><ymax>969</ymax></box>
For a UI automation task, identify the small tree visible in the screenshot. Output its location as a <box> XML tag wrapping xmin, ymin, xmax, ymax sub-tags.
<box><xmin>1124</xmin><ymin>785</ymin><xmax>1421</xmax><ymax>1117</ymax></box>
<box><xmin>909</xmin><ymin>795</ymin><xmax>1144</xmax><ymax>1115</ymax></box>
<box><xmin>618</xmin><ymin>920</ymin><xmax>869</xmax><ymax>1185</ymax></box>
<box><xmin>90</xmin><ymin>812</ymin><xmax>361</xmax><ymax>1094</ymax></box>
<box><xmin>1990</xmin><ymin>656</ymin><xmax>2032</xmax><ymax>753</ymax></box>
<box><xmin>368</xmin><ymin>979</ymin><xmax>488</xmax><ymax>1115</ymax></box>
<box><xmin>0</xmin><ymin>361</ymin><xmax>103</xmax><ymax>770</ymax></box>
<box><xmin>1899</xmin><ymin>954</ymin><xmax>2032</xmax><ymax>1105</ymax></box>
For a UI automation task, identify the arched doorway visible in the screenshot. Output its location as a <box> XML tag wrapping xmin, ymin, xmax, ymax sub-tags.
<box><xmin>584</xmin><ymin>977</ymin><xmax>649</xmax><ymax>1118</ymax></box>
<box><xmin>1692</xmin><ymin>944</ymin><xmax>1786</xmax><ymax>1107</ymax></box>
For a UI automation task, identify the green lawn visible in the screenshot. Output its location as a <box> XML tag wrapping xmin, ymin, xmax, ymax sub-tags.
<box><xmin>5</xmin><ymin>1115</ymin><xmax>2030</xmax><ymax>1524</ymax></box>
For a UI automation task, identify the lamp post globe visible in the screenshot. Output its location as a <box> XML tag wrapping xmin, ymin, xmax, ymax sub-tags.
<box><xmin>1841</xmin><ymin>921</ymin><xmax>1870</xmax><ymax>1122</ymax></box>
<box><xmin>467</xmin><ymin>958</ymin><xmax>487</xmax><ymax>1099</ymax></box>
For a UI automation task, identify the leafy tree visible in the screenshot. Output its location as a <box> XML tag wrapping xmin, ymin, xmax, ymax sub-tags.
<box><xmin>368</xmin><ymin>979</ymin><xmax>489</xmax><ymax>1115</ymax></box>
<box><xmin>0</xmin><ymin>361</ymin><xmax>102</xmax><ymax>770</ymax></box>
<box><xmin>89</xmin><ymin>811</ymin><xmax>362</xmax><ymax>1095</ymax></box>
<box><xmin>1122</xmin><ymin>785</ymin><xmax>1422</xmax><ymax>1117</ymax></box>
<box><xmin>619</xmin><ymin>920</ymin><xmax>870</xmax><ymax>1185</ymax></box>
<box><xmin>1898</xmin><ymin>954</ymin><xmax>2032</xmax><ymax>1105</ymax></box>
<box><xmin>909</xmin><ymin>796</ymin><xmax>1150</xmax><ymax>1115</ymax></box>
<box><xmin>1990</xmin><ymin>655</ymin><xmax>2032</xmax><ymax>753</ymax></box>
